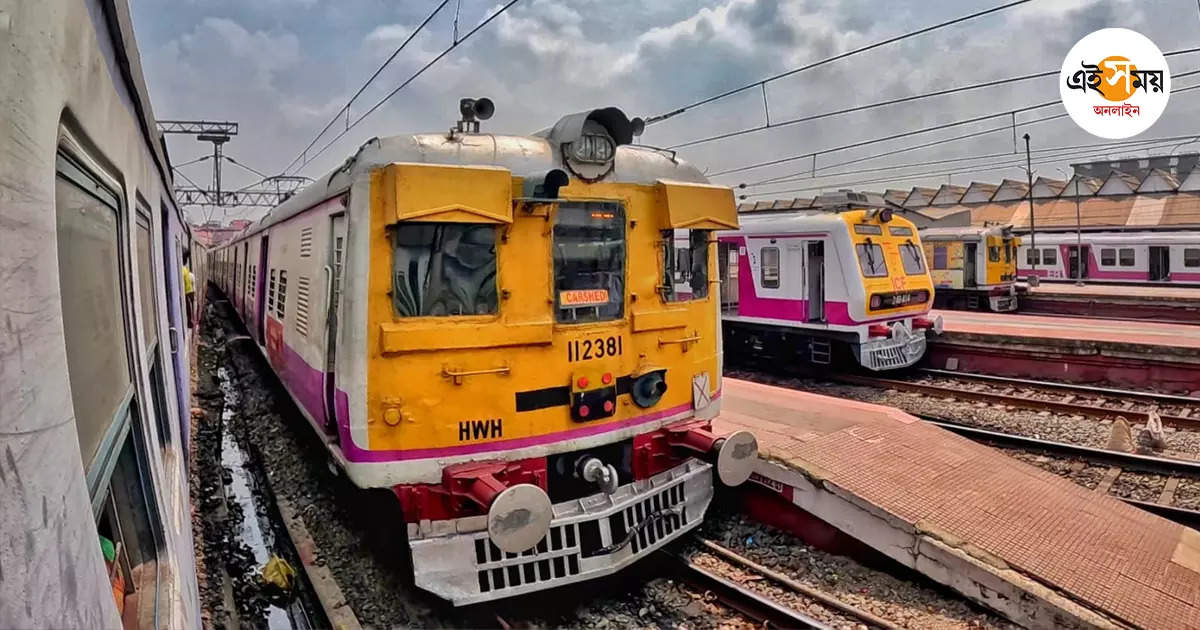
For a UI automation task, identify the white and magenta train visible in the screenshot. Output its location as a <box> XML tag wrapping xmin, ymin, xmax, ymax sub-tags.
<box><xmin>1016</xmin><ymin>231</ymin><xmax>1200</xmax><ymax>284</ymax></box>
<box><xmin>713</xmin><ymin>195</ymin><xmax>941</xmax><ymax>371</ymax></box>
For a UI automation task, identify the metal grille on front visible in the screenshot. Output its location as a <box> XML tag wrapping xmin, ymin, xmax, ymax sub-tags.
<box><xmin>865</xmin><ymin>336</ymin><xmax>926</xmax><ymax>370</ymax></box>
<box><xmin>474</xmin><ymin>524</ymin><xmax>582</xmax><ymax>594</ymax></box>
<box><xmin>471</xmin><ymin>482</ymin><xmax>688</xmax><ymax>593</ymax></box>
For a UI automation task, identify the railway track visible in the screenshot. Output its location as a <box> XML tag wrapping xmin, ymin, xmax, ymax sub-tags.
<box><xmin>831</xmin><ymin>369</ymin><xmax>1200</xmax><ymax>430</ymax></box>
<box><xmin>669</xmin><ymin>539</ymin><xmax>905</xmax><ymax>630</ymax></box>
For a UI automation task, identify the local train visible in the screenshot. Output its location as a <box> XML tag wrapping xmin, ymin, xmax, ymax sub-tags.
<box><xmin>1016</xmin><ymin>231</ymin><xmax>1200</xmax><ymax>285</ymax></box>
<box><xmin>920</xmin><ymin>224</ymin><xmax>1020</xmax><ymax>311</ymax></box>
<box><xmin>716</xmin><ymin>193</ymin><xmax>940</xmax><ymax>371</ymax></box>
<box><xmin>1</xmin><ymin>1</ymin><xmax>202</xmax><ymax>627</ymax></box>
<box><xmin>209</xmin><ymin>102</ymin><xmax>758</xmax><ymax>605</ymax></box>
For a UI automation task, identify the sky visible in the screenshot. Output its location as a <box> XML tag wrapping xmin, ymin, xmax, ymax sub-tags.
<box><xmin>127</xmin><ymin>0</ymin><xmax>1200</xmax><ymax>223</ymax></box>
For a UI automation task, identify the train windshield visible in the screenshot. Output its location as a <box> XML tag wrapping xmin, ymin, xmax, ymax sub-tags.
<box><xmin>553</xmin><ymin>201</ymin><xmax>626</xmax><ymax>323</ymax></box>
<box><xmin>856</xmin><ymin>241</ymin><xmax>888</xmax><ymax>277</ymax></box>
<box><xmin>390</xmin><ymin>223</ymin><xmax>498</xmax><ymax>317</ymax></box>
<box><xmin>900</xmin><ymin>240</ymin><xmax>925</xmax><ymax>275</ymax></box>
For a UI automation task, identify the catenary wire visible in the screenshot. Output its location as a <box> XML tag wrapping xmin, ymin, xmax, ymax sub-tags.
<box><xmin>669</xmin><ymin>46</ymin><xmax>1200</xmax><ymax>150</ymax></box>
<box><xmin>644</xmin><ymin>0</ymin><xmax>1034</xmax><ymax>125</ymax></box>
<box><xmin>281</xmin><ymin>0</ymin><xmax>453</xmax><ymax>174</ymax></box>
<box><xmin>290</xmin><ymin>0</ymin><xmax>521</xmax><ymax>175</ymax></box>
<box><xmin>708</xmin><ymin>69</ymin><xmax>1200</xmax><ymax>179</ymax></box>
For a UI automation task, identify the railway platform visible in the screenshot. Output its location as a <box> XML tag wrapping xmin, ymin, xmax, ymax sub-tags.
<box><xmin>1019</xmin><ymin>282</ymin><xmax>1200</xmax><ymax>323</ymax></box>
<box><xmin>928</xmin><ymin>309</ymin><xmax>1200</xmax><ymax>393</ymax></box>
<box><xmin>715</xmin><ymin>377</ymin><xmax>1200</xmax><ymax>629</ymax></box>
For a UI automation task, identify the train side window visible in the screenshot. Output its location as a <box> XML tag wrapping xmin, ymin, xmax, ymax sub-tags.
<box><xmin>760</xmin><ymin>246</ymin><xmax>780</xmax><ymax>288</ymax></box>
<box><xmin>1101</xmin><ymin>248</ymin><xmax>1116</xmax><ymax>266</ymax></box>
<box><xmin>268</xmin><ymin>269</ymin><xmax>277</xmax><ymax>314</ymax></box>
<box><xmin>1026</xmin><ymin>248</ymin><xmax>1039</xmax><ymax>265</ymax></box>
<box><xmin>277</xmin><ymin>269</ymin><xmax>288</xmax><ymax>318</ymax></box>
<box><xmin>901</xmin><ymin>240</ymin><xmax>925</xmax><ymax>275</ymax></box>
<box><xmin>933</xmin><ymin>246</ymin><xmax>948</xmax><ymax>270</ymax></box>
<box><xmin>988</xmin><ymin>246</ymin><xmax>1000</xmax><ymax>263</ymax></box>
<box><xmin>855</xmin><ymin>242</ymin><xmax>888</xmax><ymax>277</ymax></box>
<box><xmin>134</xmin><ymin>212</ymin><xmax>158</xmax><ymax>352</ymax></box>
<box><xmin>390</xmin><ymin>223</ymin><xmax>499</xmax><ymax>317</ymax></box>
<box><xmin>1119</xmin><ymin>248</ymin><xmax>1135</xmax><ymax>266</ymax></box>
<box><xmin>54</xmin><ymin>152</ymin><xmax>135</xmax><ymax>475</ymax></box>
<box><xmin>1042</xmin><ymin>248</ymin><xmax>1057</xmax><ymax>265</ymax></box>
<box><xmin>662</xmin><ymin>229</ymin><xmax>709</xmax><ymax>302</ymax></box>
<box><xmin>1186</xmin><ymin>249</ymin><xmax>1200</xmax><ymax>268</ymax></box>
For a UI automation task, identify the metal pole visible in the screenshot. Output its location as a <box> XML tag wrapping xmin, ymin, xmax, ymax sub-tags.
<box><xmin>1023</xmin><ymin>133</ymin><xmax>1037</xmax><ymax>280</ymax></box>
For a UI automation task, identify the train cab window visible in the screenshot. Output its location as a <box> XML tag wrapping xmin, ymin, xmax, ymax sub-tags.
<box><xmin>760</xmin><ymin>246</ymin><xmax>780</xmax><ymax>288</ymax></box>
<box><xmin>662</xmin><ymin>229</ymin><xmax>709</xmax><ymax>302</ymax></box>
<box><xmin>1026</xmin><ymin>248</ymin><xmax>1039</xmax><ymax>265</ymax></box>
<box><xmin>901</xmin><ymin>241</ymin><xmax>926</xmax><ymax>275</ymax></box>
<box><xmin>932</xmin><ymin>246</ymin><xmax>948</xmax><ymax>270</ymax></box>
<box><xmin>1186</xmin><ymin>248</ymin><xmax>1200</xmax><ymax>268</ymax></box>
<box><xmin>856</xmin><ymin>241</ymin><xmax>888</xmax><ymax>277</ymax></box>
<box><xmin>1119</xmin><ymin>248</ymin><xmax>1135</xmax><ymax>266</ymax></box>
<box><xmin>1042</xmin><ymin>248</ymin><xmax>1057</xmax><ymax>265</ymax></box>
<box><xmin>1004</xmin><ymin>242</ymin><xmax>1012</xmax><ymax>263</ymax></box>
<box><xmin>988</xmin><ymin>246</ymin><xmax>1000</xmax><ymax>263</ymax></box>
<box><xmin>54</xmin><ymin>153</ymin><xmax>134</xmax><ymax>474</ymax></box>
<box><xmin>1101</xmin><ymin>248</ymin><xmax>1116</xmax><ymax>266</ymax></box>
<box><xmin>390</xmin><ymin>223</ymin><xmax>498</xmax><ymax>317</ymax></box>
<box><xmin>552</xmin><ymin>202</ymin><xmax>625</xmax><ymax>323</ymax></box>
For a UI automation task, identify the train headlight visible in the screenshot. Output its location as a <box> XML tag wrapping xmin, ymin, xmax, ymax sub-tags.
<box><xmin>568</xmin><ymin>132</ymin><xmax>615</xmax><ymax>164</ymax></box>
<box><xmin>631</xmin><ymin>370</ymin><xmax>668</xmax><ymax>408</ymax></box>
<box><xmin>869</xmin><ymin>294</ymin><xmax>882</xmax><ymax>309</ymax></box>
<box><xmin>488</xmin><ymin>484</ymin><xmax>553</xmax><ymax>554</ymax></box>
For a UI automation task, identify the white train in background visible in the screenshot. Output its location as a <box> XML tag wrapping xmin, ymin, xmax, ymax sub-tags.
<box><xmin>1016</xmin><ymin>231</ymin><xmax>1200</xmax><ymax>285</ymax></box>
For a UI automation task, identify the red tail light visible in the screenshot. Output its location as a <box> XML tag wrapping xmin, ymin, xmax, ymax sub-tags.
<box><xmin>577</xmin><ymin>376</ymin><xmax>589</xmax><ymax>389</ymax></box>
<box><xmin>868</xmin><ymin>324</ymin><xmax>891</xmax><ymax>338</ymax></box>
<box><xmin>602</xmin><ymin>373</ymin><xmax>613</xmax><ymax>385</ymax></box>
<box><xmin>578</xmin><ymin>405</ymin><xmax>590</xmax><ymax>417</ymax></box>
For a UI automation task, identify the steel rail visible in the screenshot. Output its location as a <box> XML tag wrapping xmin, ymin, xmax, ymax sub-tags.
<box><xmin>916</xmin><ymin>368</ymin><xmax>1200</xmax><ymax>406</ymax></box>
<box><xmin>829</xmin><ymin>372</ymin><xmax>1200</xmax><ymax>431</ymax></box>
<box><xmin>664</xmin><ymin>551</ymin><xmax>832</xmax><ymax>629</ymax></box>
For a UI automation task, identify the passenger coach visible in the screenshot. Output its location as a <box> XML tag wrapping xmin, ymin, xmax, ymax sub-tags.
<box><xmin>921</xmin><ymin>224</ymin><xmax>1020</xmax><ymax>311</ymax></box>
<box><xmin>210</xmin><ymin>101</ymin><xmax>757</xmax><ymax>605</ymax></box>
<box><xmin>718</xmin><ymin>193</ymin><xmax>941</xmax><ymax>371</ymax></box>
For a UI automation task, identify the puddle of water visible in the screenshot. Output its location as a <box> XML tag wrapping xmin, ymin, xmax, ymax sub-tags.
<box><xmin>218</xmin><ymin>366</ymin><xmax>310</xmax><ymax>630</ymax></box>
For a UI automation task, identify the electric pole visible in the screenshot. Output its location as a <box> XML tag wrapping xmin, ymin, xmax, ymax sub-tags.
<box><xmin>1023</xmin><ymin>133</ymin><xmax>1037</xmax><ymax>281</ymax></box>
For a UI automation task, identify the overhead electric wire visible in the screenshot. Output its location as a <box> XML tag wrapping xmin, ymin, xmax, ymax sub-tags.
<box><xmin>670</xmin><ymin>46</ymin><xmax>1200</xmax><ymax>150</ymax></box>
<box><xmin>749</xmin><ymin>133</ymin><xmax>1200</xmax><ymax>188</ymax></box>
<box><xmin>290</xmin><ymin>0</ymin><xmax>521</xmax><ymax>175</ymax></box>
<box><xmin>644</xmin><ymin>0</ymin><xmax>1034</xmax><ymax>126</ymax></box>
<box><xmin>171</xmin><ymin>155</ymin><xmax>212</xmax><ymax>170</ymax></box>
<box><xmin>223</xmin><ymin>156</ymin><xmax>269</xmax><ymax>179</ymax></box>
<box><xmin>741</xmin><ymin>135</ymin><xmax>1200</xmax><ymax>199</ymax></box>
<box><xmin>708</xmin><ymin>69</ymin><xmax>1200</xmax><ymax>179</ymax></box>
<box><xmin>282</xmin><ymin>0</ymin><xmax>453</xmax><ymax>174</ymax></box>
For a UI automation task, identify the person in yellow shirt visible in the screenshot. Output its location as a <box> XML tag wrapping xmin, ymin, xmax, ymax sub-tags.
<box><xmin>182</xmin><ymin>254</ymin><xmax>195</xmax><ymax>328</ymax></box>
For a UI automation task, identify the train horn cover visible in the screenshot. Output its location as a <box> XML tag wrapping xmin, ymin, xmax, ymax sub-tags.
<box><xmin>488</xmin><ymin>484</ymin><xmax>553</xmax><ymax>554</ymax></box>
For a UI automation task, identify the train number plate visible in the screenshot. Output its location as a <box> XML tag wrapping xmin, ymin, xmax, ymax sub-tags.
<box><xmin>567</xmin><ymin>335</ymin><xmax>623</xmax><ymax>362</ymax></box>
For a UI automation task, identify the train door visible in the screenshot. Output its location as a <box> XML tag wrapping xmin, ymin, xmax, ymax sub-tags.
<box><xmin>256</xmin><ymin>235</ymin><xmax>269</xmax><ymax>341</ymax></box>
<box><xmin>1067</xmin><ymin>245</ymin><xmax>1090</xmax><ymax>280</ymax></box>
<box><xmin>232</xmin><ymin>244</ymin><xmax>241</xmax><ymax>312</ymax></box>
<box><xmin>1150</xmin><ymin>246</ymin><xmax>1170</xmax><ymax>281</ymax></box>
<box><xmin>806</xmin><ymin>241</ymin><xmax>825</xmax><ymax>322</ymax></box>
<box><xmin>322</xmin><ymin>214</ymin><xmax>348</xmax><ymax>435</ymax></box>
<box><xmin>963</xmin><ymin>243</ymin><xmax>978</xmax><ymax>287</ymax></box>
<box><xmin>240</xmin><ymin>242</ymin><xmax>249</xmax><ymax>317</ymax></box>
<box><xmin>718</xmin><ymin>241</ymin><xmax>739</xmax><ymax>314</ymax></box>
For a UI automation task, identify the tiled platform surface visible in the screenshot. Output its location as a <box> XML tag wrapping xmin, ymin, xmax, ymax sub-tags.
<box><xmin>934</xmin><ymin>309</ymin><xmax>1200</xmax><ymax>354</ymax></box>
<box><xmin>715</xmin><ymin>377</ymin><xmax>1200</xmax><ymax>629</ymax></box>
<box><xmin>1024</xmin><ymin>282</ymin><xmax>1200</xmax><ymax>303</ymax></box>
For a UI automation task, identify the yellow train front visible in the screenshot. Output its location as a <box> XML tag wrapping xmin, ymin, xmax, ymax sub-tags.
<box><xmin>920</xmin><ymin>225</ymin><xmax>1020</xmax><ymax>312</ymax></box>
<box><xmin>210</xmin><ymin>103</ymin><xmax>757</xmax><ymax>605</ymax></box>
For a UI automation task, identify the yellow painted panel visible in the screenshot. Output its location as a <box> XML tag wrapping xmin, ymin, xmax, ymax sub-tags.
<box><xmin>382</xmin><ymin>162</ymin><xmax>513</xmax><ymax>224</ymax></box>
<box><xmin>631</xmin><ymin>307</ymin><xmax>689</xmax><ymax>332</ymax></box>
<box><xmin>657</xmin><ymin>179</ymin><xmax>739</xmax><ymax>230</ymax></box>
<box><xmin>379</xmin><ymin>320</ymin><xmax>554</xmax><ymax>354</ymax></box>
